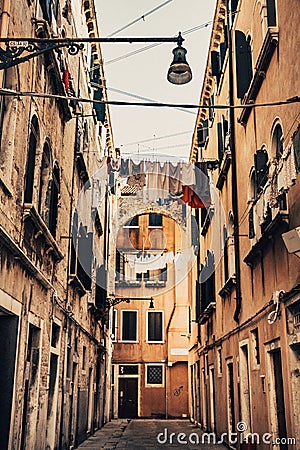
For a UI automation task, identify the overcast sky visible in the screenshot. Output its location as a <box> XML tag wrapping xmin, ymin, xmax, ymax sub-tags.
<box><xmin>95</xmin><ymin>1</ymin><xmax>217</xmax><ymax>160</ymax></box>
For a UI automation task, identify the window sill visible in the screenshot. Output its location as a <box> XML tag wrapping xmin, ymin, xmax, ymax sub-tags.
<box><xmin>116</xmin><ymin>280</ymin><xmax>141</xmax><ymax>287</ymax></box>
<box><xmin>68</xmin><ymin>274</ymin><xmax>86</xmax><ymax>297</ymax></box>
<box><xmin>238</xmin><ymin>27</ymin><xmax>279</xmax><ymax>126</ymax></box>
<box><xmin>145</xmin><ymin>281</ymin><xmax>166</xmax><ymax>288</ymax></box>
<box><xmin>244</xmin><ymin>210</ymin><xmax>289</xmax><ymax>265</ymax></box>
<box><xmin>23</xmin><ymin>203</ymin><xmax>64</xmax><ymax>261</ymax></box>
<box><xmin>148</xmin><ymin>226</ymin><xmax>163</xmax><ymax>229</ymax></box>
<box><xmin>198</xmin><ymin>302</ymin><xmax>216</xmax><ymax>325</ymax></box>
<box><xmin>216</xmin><ymin>150</ymin><xmax>231</xmax><ymax>191</ymax></box>
<box><xmin>218</xmin><ymin>276</ymin><xmax>236</xmax><ymax>298</ymax></box>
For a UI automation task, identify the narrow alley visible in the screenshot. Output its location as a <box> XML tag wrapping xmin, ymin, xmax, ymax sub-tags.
<box><xmin>0</xmin><ymin>0</ymin><xmax>299</xmax><ymax>449</ymax></box>
<box><xmin>78</xmin><ymin>420</ymin><xmax>227</xmax><ymax>449</ymax></box>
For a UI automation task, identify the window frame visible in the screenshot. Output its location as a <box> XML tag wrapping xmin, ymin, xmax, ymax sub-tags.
<box><xmin>146</xmin><ymin>310</ymin><xmax>164</xmax><ymax>343</ymax></box>
<box><xmin>123</xmin><ymin>216</ymin><xmax>139</xmax><ymax>228</ymax></box>
<box><xmin>148</xmin><ymin>213</ymin><xmax>163</xmax><ymax>228</ymax></box>
<box><xmin>120</xmin><ymin>310</ymin><xmax>138</xmax><ymax>343</ymax></box>
<box><xmin>145</xmin><ymin>363</ymin><xmax>165</xmax><ymax>387</ymax></box>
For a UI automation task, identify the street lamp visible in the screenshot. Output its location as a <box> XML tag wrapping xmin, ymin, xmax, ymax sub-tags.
<box><xmin>167</xmin><ymin>33</ymin><xmax>192</xmax><ymax>85</ymax></box>
<box><xmin>0</xmin><ymin>32</ymin><xmax>192</xmax><ymax>85</ymax></box>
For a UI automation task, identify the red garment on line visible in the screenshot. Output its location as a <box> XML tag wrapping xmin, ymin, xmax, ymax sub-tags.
<box><xmin>182</xmin><ymin>185</ymin><xmax>207</xmax><ymax>209</ymax></box>
<box><xmin>62</xmin><ymin>66</ymin><xmax>70</xmax><ymax>92</ymax></box>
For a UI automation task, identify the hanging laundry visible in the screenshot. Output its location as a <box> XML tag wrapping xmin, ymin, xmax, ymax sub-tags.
<box><xmin>127</xmin><ymin>173</ymin><xmax>146</xmax><ymax>190</ymax></box>
<box><xmin>182</xmin><ymin>162</ymin><xmax>196</xmax><ymax>185</ymax></box>
<box><xmin>277</xmin><ymin>141</ymin><xmax>297</xmax><ymax>193</ymax></box>
<box><xmin>194</xmin><ymin>161</ymin><xmax>211</xmax><ymax>207</ymax></box>
<box><xmin>120</xmin><ymin>158</ymin><xmax>130</xmax><ymax>177</ymax></box>
<box><xmin>168</xmin><ymin>161</ymin><xmax>182</xmax><ymax>194</ymax></box>
<box><xmin>132</xmin><ymin>160</ymin><xmax>144</xmax><ymax>175</ymax></box>
<box><xmin>62</xmin><ymin>63</ymin><xmax>70</xmax><ymax>92</ymax></box>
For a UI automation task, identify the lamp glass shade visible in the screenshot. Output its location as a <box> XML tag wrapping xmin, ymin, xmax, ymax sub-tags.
<box><xmin>167</xmin><ymin>46</ymin><xmax>192</xmax><ymax>85</ymax></box>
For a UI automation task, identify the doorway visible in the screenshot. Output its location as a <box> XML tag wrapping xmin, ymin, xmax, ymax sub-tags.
<box><xmin>118</xmin><ymin>378</ymin><xmax>138</xmax><ymax>418</ymax></box>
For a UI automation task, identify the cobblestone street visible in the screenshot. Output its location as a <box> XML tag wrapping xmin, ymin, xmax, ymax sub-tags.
<box><xmin>78</xmin><ymin>420</ymin><xmax>227</xmax><ymax>449</ymax></box>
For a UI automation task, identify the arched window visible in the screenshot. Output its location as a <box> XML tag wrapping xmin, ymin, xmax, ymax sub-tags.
<box><xmin>38</xmin><ymin>142</ymin><xmax>51</xmax><ymax>219</ymax></box>
<box><xmin>24</xmin><ymin>116</ymin><xmax>39</xmax><ymax>204</ymax></box>
<box><xmin>48</xmin><ymin>162</ymin><xmax>60</xmax><ymax>238</ymax></box>
<box><xmin>272</xmin><ymin>123</ymin><xmax>283</xmax><ymax>161</ymax></box>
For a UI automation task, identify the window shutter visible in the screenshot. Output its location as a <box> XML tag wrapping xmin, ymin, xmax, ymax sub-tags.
<box><xmin>90</xmin><ymin>65</ymin><xmax>100</xmax><ymax>87</ymax></box>
<box><xmin>235</xmin><ymin>30</ymin><xmax>253</xmax><ymax>99</ymax></box>
<box><xmin>217</xmin><ymin>122</ymin><xmax>224</xmax><ymax>162</ymax></box>
<box><xmin>249</xmin><ymin>205</ymin><xmax>255</xmax><ymax>238</ymax></box>
<box><xmin>211</xmin><ymin>51</ymin><xmax>220</xmax><ymax>76</ymax></box>
<box><xmin>93</xmin><ymin>89</ymin><xmax>105</xmax><ymax>122</ymax></box>
<box><xmin>209</xmin><ymin>94</ymin><xmax>215</xmax><ymax>121</ymax></box>
<box><xmin>191</xmin><ymin>215</ymin><xmax>199</xmax><ymax>248</ymax></box>
<box><xmin>267</xmin><ymin>0</ymin><xmax>277</xmax><ymax>26</ymax></box>
<box><xmin>95</xmin><ymin>264</ymin><xmax>107</xmax><ymax>308</ymax></box>
<box><xmin>220</xmin><ymin>26</ymin><xmax>228</xmax><ymax>67</ymax></box>
<box><xmin>77</xmin><ymin>226</ymin><xmax>93</xmax><ymax>290</ymax></box>
<box><xmin>254</xmin><ymin>149</ymin><xmax>268</xmax><ymax>191</ymax></box>
<box><xmin>293</xmin><ymin>127</ymin><xmax>300</xmax><ymax>172</ymax></box>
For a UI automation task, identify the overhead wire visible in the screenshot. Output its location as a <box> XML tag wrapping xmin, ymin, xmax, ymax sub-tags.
<box><xmin>105</xmin><ymin>21</ymin><xmax>213</xmax><ymax>65</ymax></box>
<box><xmin>107</xmin><ymin>0</ymin><xmax>173</xmax><ymax>37</ymax></box>
<box><xmin>1</xmin><ymin>89</ymin><xmax>299</xmax><ymax>110</ymax></box>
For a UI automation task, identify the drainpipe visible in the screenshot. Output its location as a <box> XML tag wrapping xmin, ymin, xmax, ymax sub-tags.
<box><xmin>226</xmin><ymin>1</ymin><xmax>242</xmax><ymax>323</ymax></box>
<box><xmin>165</xmin><ymin>298</ymin><xmax>176</xmax><ymax>419</ymax></box>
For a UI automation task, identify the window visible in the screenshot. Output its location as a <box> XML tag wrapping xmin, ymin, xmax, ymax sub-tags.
<box><xmin>70</xmin><ymin>212</ymin><xmax>93</xmax><ymax>292</ymax></box>
<box><xmin>48</xmin><ymin>162</ymin><xmax>60</xmax><ymax>238</ymax></box>
<box><xmin>147</xmin><ymin>311</ymin><xmax>163</xmax><ymax>342</ymax></box>
<box><xmin>145</xmin><ymin>266</ymin><xmax>167</xmax><ymax>285</ymax></box>
<box><xmin>146</xmin><ymin>364</ymin><xmax>164</xmax><ymax>386</ymax></box>
<box><xmin>217</xmin><ymin>348</ymin><xmax>223</xmax><ymax>375</ymax></box>
<box><xmin>38</xmin><ymin>142</ymin><xmax>51</xmax><ymax>219</ymax></box>
<box><xmin>272</xmin><ymin>123</ymin><xmax>283</xmax><ymax>161</ymax></box>
<box><xmin>123</xmin><ymin>216</ymin><xmax>139</xmax><ymax>227</ymax></box>
<box><xmin>24</xmin><ymin>116</ymin><xmax>39</xmax><ymax>204</ymax></box>
<box><xmin>254</xmin><ymin>148</ymin><xmax>269</xmax><ymax>193</ymax></box>
<box><xmin>149</xmin><ymin>213</ymin><xmax>162</xmax><ymax>227</ymax></box>
<box><xmin>119</xmin><ymin>365</ymin><xmax>138</xmax><ymax>375</ymax></box>
<box><xmin>217</xmin><ymin>115</ymin><xmax>228</xmax><ymax>162</ymax></box>
<box><xmin>121</xmin><ymin>311</ymin><xmax>138</xmax><ymax>342</ymax></box>
<box><xmin>197</xmin><ymin>119</ymin><xmax>209</xmax><ymax>147</ymax></box>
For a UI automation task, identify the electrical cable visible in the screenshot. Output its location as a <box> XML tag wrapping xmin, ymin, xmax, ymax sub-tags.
<box><xmin>105</xmin><ymin>21</ymin><xmax>212</xmax><ymax>65</ymax></box>
<box><xmin>107</xmin><ymin>86</ymin><xmax>196</xmax><ymax>115</ymax></box>
<box><xmin>1</xmin><ymin>88</ymin><xmax>299</xmax><ymax>110</ymax></box>
<box><xmin>107</xmin><ymin>0</ymin><xmax>173</xmax><ymax>37</ymax></box>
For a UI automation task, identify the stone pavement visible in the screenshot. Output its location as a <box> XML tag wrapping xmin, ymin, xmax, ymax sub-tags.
<box><xmin>77</xmin><ymin>419</ymin><xmax>227</xmax><ymax>449</ymax></box>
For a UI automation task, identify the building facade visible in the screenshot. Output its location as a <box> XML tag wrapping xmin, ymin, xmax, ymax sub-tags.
<box><xmin>110</xmin><ymin>175</ymin><xmax>193</xmax><ymax>419</ymax></box>
<box><xmin>0</xmin><ymin>0</ymin><xmax>117</xmax><ymax>448</ymax></box>
<box><xmin>188</xmin><ymin>0</ymin><xmax>300</xmax><ymax>448</ymax></box>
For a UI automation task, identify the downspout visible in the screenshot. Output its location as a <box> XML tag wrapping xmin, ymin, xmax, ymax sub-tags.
<box><xmin>165</xmin><ymin>298</ymin><xmax>176</xmax><ymax>419</ymax></box>
<box><xmin>226</xmin><ymin>2</ymin><xmax>242</xmax><ymax>323</ymax></box>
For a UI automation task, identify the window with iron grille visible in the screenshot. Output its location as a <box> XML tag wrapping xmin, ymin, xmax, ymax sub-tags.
<box><xmin>146</xmin><ymin>364</ymin><xmax>164</xmax><ymax>385</ymax></box>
